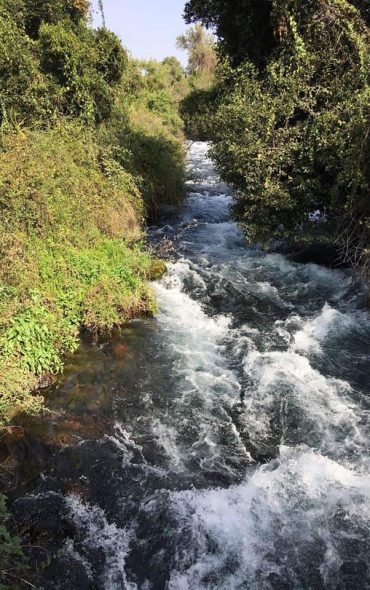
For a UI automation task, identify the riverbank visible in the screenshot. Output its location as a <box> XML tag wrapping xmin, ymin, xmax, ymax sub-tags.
<box><xmin>0</xmin><ymin>2</ymin><xmax>190</xmax><ymax>428</ymax></box>
<box><xmin>0</xmin><ymin>119</ymin><xmax>178</xmax><ymax>428</ymax></box>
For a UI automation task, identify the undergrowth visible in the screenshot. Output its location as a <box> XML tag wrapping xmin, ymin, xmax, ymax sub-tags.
<box><xmin>0</xmin><ymin>494</ymin><xmax>27</xmax><ymax>590</ymax></box>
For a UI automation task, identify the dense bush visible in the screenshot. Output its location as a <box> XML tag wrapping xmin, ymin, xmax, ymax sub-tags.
<box><xmin>99</xmin><ymin>58</ymin><xmax>187</xmax><ymax>218</ymax></box>
<box><xmin>182</xmin><ymin>0</ymin><xmax>370</xmax><ymax>272</ymax></box>
<box><xmin>0</xmin><ymin>13</ymin><xmax>43</xmax><ymax>125</ymax></box>
<box><xmin>179</xmin><ymin>86</ymin><xmax>217</xmax><ymax>140</ymax></box>
<box><xmin>184</xmin><ymin>0</ymin><xmax>276</xmax><ymax>68</ymax></box>
<box><xmin>24</xmin><ymin>0</ymin><xmax>89</xmax><ymax>39</ymax></box>
<box><xmin>0</xmin><ymin>0</ymin><xmax>127</xmax><ymax>125</ymax></box>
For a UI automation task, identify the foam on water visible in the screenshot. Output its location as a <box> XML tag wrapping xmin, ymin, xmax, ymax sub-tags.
<box><xmin>65</xmin><ymin>495</ymin><xmax>137</xmax><ymax>590</ymax></box>
<box><xmin>155</xmin><ymin>262</ymin><xmax>236</xmax><ymax>401</ymax></box>
<box><xmin>169</xmin><ymin>446</ymin><xmax>370</xmax><ymax>590</ymax></box>
<box><xmin>156</xmin><ymin>143</ymin><xmax>370</xmax><ymax>589</ymax></box>
<box><xmin>290</xmin><ymin>303</ymin><xmax>366</xmax><ymax>354</ymax></box>
<box><xmin>151</xmin><ymin>418</ymin><xmax>184</xmax><ymax>470</ymax></box>
<box><xmin>185</xmin><ymin>193</ymin><xmax>232</xmax><ymax>222</ymax></box>
<box><xmin>153</xmin><ymin>260</ymin><xmax>251</xmax><ymax>474</ymax></box>
<box><xmin>105</xmin><ymin>423</ymin><xmax>147</xmax><ymax>467</ymax></box>
<box><xmin>242</xmin><ymin>349</ymin><xmax>368</xmax><ymax>462</ymax></box>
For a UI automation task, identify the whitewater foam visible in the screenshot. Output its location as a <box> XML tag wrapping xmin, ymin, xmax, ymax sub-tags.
<box><xmin>169</xmin><ymin>446</ymin><xmax>370</xmax><ymax>590</ymax></box>
<box><xmin>65</xmin><ymin>495</ymin><xmax>136</xmax><ymax>590</ymax></box>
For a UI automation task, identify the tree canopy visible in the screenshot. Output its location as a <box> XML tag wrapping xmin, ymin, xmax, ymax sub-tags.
<box><xmin>181</xmin><ymin>0</ymin><xmax>370</xmax><ymax>275</ymax></box>
<box><xmin>184</xmin><ymin>0</ymin><xmax>276</xmax><ymax>67</ymax></box>
<box><xmin>177</xmin><ymin>23</ymin><xmax>216</xmax><ymax>75</ymax></box>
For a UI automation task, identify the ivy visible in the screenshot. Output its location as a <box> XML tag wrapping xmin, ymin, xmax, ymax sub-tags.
<box><xmin>182</xmin><ymin>0</ymin><xmax>370</xmax><ymax>274</ymax></box>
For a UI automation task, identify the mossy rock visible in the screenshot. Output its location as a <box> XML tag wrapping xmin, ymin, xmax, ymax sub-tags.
<box><xmin>148</xmin><ymin>259</ymin><xmax>167</xmax><ymax>280</ymax></box>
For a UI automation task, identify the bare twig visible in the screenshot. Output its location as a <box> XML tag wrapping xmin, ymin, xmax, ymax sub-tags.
<box><xmin>2</xmin><ymin>571</ymin><xmax>40</xmax><ymax>589</ymax></box>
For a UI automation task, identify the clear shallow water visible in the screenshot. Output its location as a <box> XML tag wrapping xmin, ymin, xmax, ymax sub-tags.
<box><xmin>11</xmin><ymin>143</ymin><xmax>370</xmax><ymax>589</ymax></box>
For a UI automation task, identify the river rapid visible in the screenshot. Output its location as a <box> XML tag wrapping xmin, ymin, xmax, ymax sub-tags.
<box><xmin>9</xmin><ymin>142</ymin><xmax>370</xmax><ymax>589</ymax></box>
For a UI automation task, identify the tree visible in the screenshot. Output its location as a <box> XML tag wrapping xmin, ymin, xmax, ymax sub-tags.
<box><xmin>24</xmin><ymin>0</ymin><xmax>89</xmax><ymax>39</ymax></box>
<box><xmin>176</xmin><ymin>24</ymin><xmax>216</xmax><ymax>80</ymax></box>
<box><xmin>162</xmin><ymin>56</ymin><xmax>184</xmax><ymax>83</ymax></box>
<box><xmin>183</xmin><ymin>0</ymin><xmax>276</xmax><ymax>67</ymax></box>
<box><xmin>181</xmin><ymin>0</ymin><xmax>370</xmax><ymax>278</ymax></box>
<box><xmin>184</xmin><ymin>0</ymin><xmax>370</xmax><ymax>66</ymax></box>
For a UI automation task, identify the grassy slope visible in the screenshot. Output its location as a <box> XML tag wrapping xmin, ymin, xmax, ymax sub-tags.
<box><xmin>0</xmin><ymin>122</ymin><xmax>160</xmax><ymax>424</ymax></box>
<box><xmin>0</xmin><ymin>16</ymin><xmax>190</xmax><ymax>427</ymax></box>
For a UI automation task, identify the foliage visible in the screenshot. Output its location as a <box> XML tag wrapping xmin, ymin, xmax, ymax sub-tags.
<box><xmin>124</xmin><ymin>123</ymin><xmax>186</xmax><ymax>218</ymax></box>
<box><xmin>0</xmin><ymin>0</ymin><xmax>190</xmax><ymax>426</ymax></box>
<box><xmin>0</xmin><ymin>0</ymin><xmax>127</xmax><ymax>126</ymax></box>
<box><xmin>0</xmin><ymin>12</ymin><xmax>43</xmax><ymax>126</ymax></box>
<box><xmin>179</xmin><ymin>86</ymin><xmax>217</xmax><ymax>140</ymax></box>
<box><xmin>99</xmin><ymin>58</ymin><xmax>187</xmax><ymax>218</ymax></box>
<box><xmin>182</xmin><ymin>0</ymin><xmax>370</xmax><ymax>275</ymax></box>
<box><xmin>0</xmin><ymin>123</ymin><xmax>162</xmax><ymax>425</ymax></box>
<box><xmin>95</xmin><ymin>27</ymin><xmax>127</xmax><ymax>85</ymax></box>
<box><xmin>184</xmin><ymin>0</ymin><xmax>276</xmax><ymax>68</ymax></box>
<box><xmin>23</xmin><ymin>0</ymin><xmax>89</xmax><ymax>39</ymax></box>
<box><xmin>37</xmin><ymin>20</ymin><xmax>122</xmax><ymax>123</ymax></box>
<box><xmin>184</xmin><ymin>0</ymin><xmax>369</xmax><ymax>66</ymax></box>
<box><xmin>130</xmin><ymin>58</ymin><xmax>189</xmax><ymax>130</ymax></box>
<box><xmin>176</xmin><ymin>24</ymin><xmax>216</xmax><ymax>87</ymax></box>
<box><xmin>0</xmin><ymin>494</ymin><xmax>27</xmax><ymax>590</ymax></box>
<box><xmin>0</xmin><ymin>360</ymin><xmax>41</xmax><ymax>424</ymax></box>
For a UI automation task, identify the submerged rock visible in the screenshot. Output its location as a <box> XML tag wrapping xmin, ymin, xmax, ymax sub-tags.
<box><xmin>277</xmin><ymin>241</ymin><xmax>346</xmax><ymax>267</ymax></box>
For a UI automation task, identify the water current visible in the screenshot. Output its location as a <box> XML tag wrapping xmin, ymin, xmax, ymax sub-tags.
<box><xmin>10</xmin><ymin>142</ymin><xmax>370</xmax><ymax>589</ymax></box>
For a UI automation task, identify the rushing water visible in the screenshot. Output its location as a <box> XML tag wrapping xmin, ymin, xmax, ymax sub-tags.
<box><xmin>9</xmin><ymin>143</ymin><xmax>370</xmax><ymax>589</ymax></box>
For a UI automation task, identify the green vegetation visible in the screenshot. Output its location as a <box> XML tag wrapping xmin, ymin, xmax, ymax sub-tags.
<box><xmin>177</xmin><ymin>24</ymin><xmax>216</xmax><ymax>90</ymax></box>
<box><xmin>0</xmin><ymin>124</ymin><xmax>156</xmax><ymax>422</ymax></box>
<box><xmin>0</xmin><ymin>0</ymin><xmax>189</xmax><ymax>427</ymax></box>
<box><xmin>109</xmin><ymin>57</ymin><xmax>188</xmax><ymax>217</ymax></box>
<box><xmin>176</xmin><ymin>23</ymin><xmax>217</xmax><ymax>139</ymax></box>
<box><xmin>0</xmin><ymin>495</ymin><xmax>27</xmax><ymax>589</ymax></box>
<box><xmin>182</xmin><ymin>0</ymin><xmax>370</xmax><ymax>271</ymax></box>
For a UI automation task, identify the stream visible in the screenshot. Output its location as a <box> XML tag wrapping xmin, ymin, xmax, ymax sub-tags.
<box><xmin>7</xmin><ymin>142</ymin><xmax>370</xmax><ymax>589</ymax></box>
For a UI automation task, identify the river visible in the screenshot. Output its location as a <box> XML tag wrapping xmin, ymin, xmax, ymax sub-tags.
<box><xmin>8</xmin><ymin>142</ymin><xmax>370</xmax><ymax>589</ymax></box>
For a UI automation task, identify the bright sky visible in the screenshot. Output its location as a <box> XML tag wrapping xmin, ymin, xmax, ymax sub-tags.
<box><xmin>91</xmin><ymin>0</ymin><xmax>190</xmax><ymax>65</ymax></box>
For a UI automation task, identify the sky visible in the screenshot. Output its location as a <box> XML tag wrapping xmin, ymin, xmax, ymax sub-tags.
<box><xmin>91</xmin><ymin>0</ymin><xmax>190</xmax><ymax>65</ymax></box>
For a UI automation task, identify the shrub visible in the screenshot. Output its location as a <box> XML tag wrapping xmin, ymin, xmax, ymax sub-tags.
<box><xmin>0</xmin><ymin>4</ymin><xmax>187</xmax><ymax>428</ymax></box>
<box><xmin>180</xmin><ymin>86</ymin><xmax>217</xmax><ymax>140</ymax></box>
<box><xmin>0</xmin><ymin>2</ymin><xmax>127</xmax><ymax>127</ymax></box>
<box><xmin>0</xmin><ymin>14</ymin><xmax>43</xmax><ymax>126</ymax></box>
<box><xmin>0</xmin><ymin>494</ymin><xmax>27</xmax><ymax>590</ymax></box>
<box><xmin>24</xmin><ymin>0</ymin><xmax>89</xmax><ymax>39</ymax></box>
<box><xmin>98</xmin><ymin>58</ymin><xmax>187</xmax><ymax>218</ymax></box>
<box><xmin>38</xmin><ymin>21</ymin><xmax>123</xmax><ymax>123</ymax></box>
<box><xmin>95</xmin><ymin>27</ymin><xmax>128</xmax><ymax>85</ymax></box>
